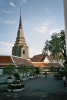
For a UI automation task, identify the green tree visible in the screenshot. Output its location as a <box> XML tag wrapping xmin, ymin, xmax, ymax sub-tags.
<box><xmin>42</xmin><ymin>30</ymin><xmax>66</xmax><ymax>61</ymax></box>
<box><xmin>29</xmin><ymin>66</ymin><xmax>35</xmax><ymax>76</ymax></box>
<box><xmin>18</xmin><ymin>64</ymin><xmax>29</xmax><ymax>77</ymax></box>
<box><xmin>3</xmin><ymin>64</ymin><xmax>16</xmax><ymax>78</ymax></box>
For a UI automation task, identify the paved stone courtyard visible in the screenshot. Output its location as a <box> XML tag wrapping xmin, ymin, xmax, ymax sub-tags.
<box><xmin>0</xmin><ymin>75</ymin><xmax>67</xmax><ymax>100</ymax></box>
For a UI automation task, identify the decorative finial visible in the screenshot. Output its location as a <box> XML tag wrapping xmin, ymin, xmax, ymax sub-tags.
<box><xmin>20</xmin><ymin>7</ymin><xmax>21</xmax><ymax>16</ymax></box>
<box><xmin>19</xmin><ymin>7</ymin><xmax>22</xmax><ymax>29</ymax></box>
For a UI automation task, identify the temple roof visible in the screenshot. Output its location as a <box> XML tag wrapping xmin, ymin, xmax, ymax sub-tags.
<box><xmin>32</xmin><ymin>62</ymin><xmax>64</xmax><ymax>68</ymax></box>
<box><xmin>30</xmin><ymin>54</ymin><xmax>64</xmax><ymax>68</ymax></box>
<box><xmin>30</xmin><ymin>54</ymin><xmax>52</xmax><ymax>62</ymax></box>
<box><xmin>0</xmin><ymin>55</ymin><xmax>34</xmax><ymax>67</ymax></box>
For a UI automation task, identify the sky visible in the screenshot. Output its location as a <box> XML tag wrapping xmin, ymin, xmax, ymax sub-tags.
<box><xmin>0</xmin><ymin>0</ymin><xmax>65</xmax><ymax>57</ymax></box>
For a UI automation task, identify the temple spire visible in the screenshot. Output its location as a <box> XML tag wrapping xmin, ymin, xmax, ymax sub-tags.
<box><xmin>19</xmin><ymin>7</ymin><xmax>22</xmax><ymax>29</ymax></box>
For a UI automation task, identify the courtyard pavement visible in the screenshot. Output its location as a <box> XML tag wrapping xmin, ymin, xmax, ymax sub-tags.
<box><xmin>0</xmin><ymin>74</ymin><xmax>67</xmax><ymax>100</ymax></box>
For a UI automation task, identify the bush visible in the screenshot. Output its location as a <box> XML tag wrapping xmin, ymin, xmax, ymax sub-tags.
<box><xmin>8</xmin><ymin>81</ymin><xmax>25</xmax><ymax>89</ymax></box>
<box><xmin>54</xmin><ymin>73</ymin><xmax>62</xmax><ymax>78</ymax></box>
<box><xmin>35</xmin><ymin>67</ymin><xmax>40</xmax><ymax>75</ymax></box>
<box><xmin>13</xmin><ymin>72</ymin><xmax>20</xmax><ymax>80</ymax></box>
<box><xmin>54</xmin><ymin>70</ymin><xmax>67</xmax><ymax>79</ymax></box>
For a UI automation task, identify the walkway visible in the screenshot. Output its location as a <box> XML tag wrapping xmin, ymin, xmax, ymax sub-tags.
<box><xmin>0</xmin><ymin>75</ymin><xmax>67</xmax><ymax>100</ymax></box>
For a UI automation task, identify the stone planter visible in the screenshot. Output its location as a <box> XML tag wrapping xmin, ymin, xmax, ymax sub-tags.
<box><xmin>36</xmin><ymin>74</ymin><xmax>40</xmax><ymax>78</ymax></box>
<box><xmin>8</xmin><ymin>88</ymin><xmax>25</xmax><ymax>92</ymax></box>
<box><xmin>33</xmin><ymin>76</ymin><xmax>36</xmax><ymax>78</ymax></box>
<box><xmin>22</xmin><ymin>77</ymin><xmax>26</xmax><ymax>81</ymax></box>
<box><xmin>26</xmin><ymin>76</ymin><xmax>29</xmax><ymax>80</ymax></box>
<box><xmin>16</xmin><ymin>80</ymin><xmax>20</xmax><ymax>82</ymax></box>
<box><xmin>8</xmin><ymin>81</ymin><xmax>25</xmax><ymax>92</ymax></box>
<box><xmin>7</xmin><ymin>78</ymin><xmax>13</xmax><ymax>83</ymax></box>
<box><xmin>29</xmin><ymin>75</ymin><xmax>33</xmax><ymax>79</ymax></box>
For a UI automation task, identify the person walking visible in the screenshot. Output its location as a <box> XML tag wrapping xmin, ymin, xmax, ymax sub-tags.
<box><xmin>63</xmin><ymin>75</ymin><xmax>66</xmax><ymax>87</ymax></box>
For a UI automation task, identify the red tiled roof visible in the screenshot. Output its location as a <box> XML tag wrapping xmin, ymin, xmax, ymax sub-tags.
<box><xmin>0</xmin><ymin>55</ymin><xmax>34</xmax><ymax>68</ymax></box>
<box><xmin>12</xmin><ymin>56</ymin><xmax>34</xmax><ymax>66</ymax></box>
<box><xmin>0</xmin><ymin>55</ymin><xmax>63</xmax><ymax>69</ymax></box>
<box><xmin>0</xmin><ymin>56</ymin><xmax>13</xmax><ymax>63</ymax></box>
<box><xmin>31</xmin><ymin>54</ymin><xmax>45</xmax><ymax>62</ymax></box>
<box><xmin>31</xmin><ymin>54</ymin><xmax>52</xmax><ymax>62</ymax></box>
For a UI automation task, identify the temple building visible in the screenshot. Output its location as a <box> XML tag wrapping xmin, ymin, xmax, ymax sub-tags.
<box><xmin>0</xmin><ymin>9</ymin><xmax>64</xmax><ymax>77</ymax></box>
<box><xmin>30</xmin><ymin>54</ymin><xmax>64</xmax><ymax>69</ymax></box>
<box><xmin>12</xmin><ymin>9</ymin><xmax>63</xmax><ymax>69</ymax></box>
<box><xmin>12</xmin><ymin>9</ymin><xmax>29</xmax><ymax>59</ymax></box>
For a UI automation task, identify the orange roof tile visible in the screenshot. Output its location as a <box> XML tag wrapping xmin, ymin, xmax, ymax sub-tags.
<box><xmin>31</xmin><ymin>54</ymin><xmax>45</xmax><ymax>62</ymax></box>
<box><xmin>31</xmin><ymin>54</ymin><xmax>52</xmax><ymax>62</ymax></box>
<box><xmin>0</xmin><ymin>55</ymin><xmax>34</xmax><ymax>68</ymax></box>
<box><xmin>32</xmin><ymin>62</ymin><xmax>64</xmax><ymax>68</ymax></box>
<box><xmin>12</xmin><ymin>56</ymin><xmax>34</xmax><ymax>66</ymax></box>
<box><xmin>0</xmin><ymin>56</ymin><xmax>13</xmax><ymax>63</ymax></box>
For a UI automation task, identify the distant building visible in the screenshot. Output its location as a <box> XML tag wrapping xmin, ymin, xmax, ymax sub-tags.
<box><xmin>30</xmin><ymin>54</ymin><xmax>64</xmax><ymax>69</ymax></box>
<box><xmin>12</xmin><ymin>9</ymin><xmax>29</xmax><ymax>59</ymax></box>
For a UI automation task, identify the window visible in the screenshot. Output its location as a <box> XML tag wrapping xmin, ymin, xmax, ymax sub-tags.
<box><xmin>23</xmin><ymin>50</ymin><xmax>25</xmax><ymax>54</ymax></box>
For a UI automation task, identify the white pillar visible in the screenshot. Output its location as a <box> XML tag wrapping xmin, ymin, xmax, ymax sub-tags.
<box><xmin>63</xmin><ymin>0</ymin><xmax>67</xmax><ymax>57</ymax></box>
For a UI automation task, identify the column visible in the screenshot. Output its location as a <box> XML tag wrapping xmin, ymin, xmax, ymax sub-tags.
<box><xmin>63</xmin><ymin>0</ymin><xmax>67</xmax><ymax>57</ymax></box>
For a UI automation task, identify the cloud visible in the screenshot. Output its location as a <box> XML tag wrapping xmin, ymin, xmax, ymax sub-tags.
<box><xmin>9</xmin><ymin>1</ymin><xmax>16</xmax><ymax>7</ymax></box>
<box><xmin>2</xmin><ymin>10</ymin><xmax>12</xmax><ymax>14</ymax></box>
<box><xmin>22</xmin><ymin>0</ymin><xmax>27</xmax><ymax>3</ymax></box>
<box><xmin>29</xmin><ymin>48</ymin><xmax>41</xmax><ymax>57</ymax></box>
<box><xmin>4</xmin><ymin>20</ymin><xmax>16</xmax><ymax>24</ymax></box>
<box><xmin>0</xmin><ymin>19</ymin><xmax>16</xmax><ymax>24</ymax></box>
<box><xmin>0</xmin><ymin>41</ymin><xmax>13</xmax><ymax>55</ymax></box>
<box><xmin>34</xmin><ymin>20</ymin><xmax>52</xmax><ymax>34</ymax></box>
<box><xmin>20</xmin><ymin>0</ymin><xmax>27</xmax><ymax>5</ymax></box>
<box><xmin>49</xmin><ymin>29</ymin><xmax>60</xmax><ymax>35</ymax></box>
<box><xmin>0</xmin><ymin>41</ymin><xmax>41</xmax><ymax>57</ymax></box>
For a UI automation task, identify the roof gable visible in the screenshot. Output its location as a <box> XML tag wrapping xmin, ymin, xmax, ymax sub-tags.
<box><xmin>31</xmin><ymin>54</ymin><xmax>43</xmax><ymax>62</ymax></box>
<box><xmin>44</xmin><ymin>56</ymin><xmax>51</xmax><ymax>63</ymax></box>
<box><xmin>31</xmin><ymin>54</ymin><xmax>52</xmax><ymax>62</ymax></box>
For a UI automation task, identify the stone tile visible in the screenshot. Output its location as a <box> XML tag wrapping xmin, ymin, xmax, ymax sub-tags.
<box><xmin>0</xmin><ymin>75</ymin><xmax>67</xmax><ymax>100</ymax></box>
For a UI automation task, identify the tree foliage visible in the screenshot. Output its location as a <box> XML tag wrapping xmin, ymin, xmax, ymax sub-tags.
<box><xmin>18</xmin><ymin>64</ymin><xmax>28</xmax><ymax>77</ymax></box>
<box><xmin>3</xmin><ymin>64</ymin><xmax>16</xmax><ymax>77</ymax></box>
<box><xmin>42</xmin><ymin>30</ymin><xmax>66</xmax><ymax>60</ymax></box>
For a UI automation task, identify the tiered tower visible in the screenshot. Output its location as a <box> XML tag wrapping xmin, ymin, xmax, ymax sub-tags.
<box><xmin>12</xmin><ymin>9</ymin><xmax>29</xmax><ymax>58</ymax></box>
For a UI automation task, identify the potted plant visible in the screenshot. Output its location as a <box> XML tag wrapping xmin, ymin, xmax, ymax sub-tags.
<box><xmin>35</xmin><ymin>67</ymin><xmax>40</xmax><ymax>77</ymax></box>
<box><xmin>8</xmin><ymin>81</ymin><xmax>25</xmax><ymax>92</ymax></box>
<box><xmin>13</xmin><ymin>72</ymin><xmax>20</xmax><ymax>82</ymax></box>
<box><xmin>3</xmin><ymin>64</ymin><xmax>16</xmax><ymax>83</ymax></box>
<box><xmin>29</xmin><ymin>66</ymin><xmax>35</xmax><ymax>79</ymax></box>
<box><xmin>18</xmin><ymin>64</ymin><xmax>27</xmax><ymax>81</ymax></box>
